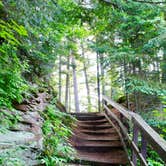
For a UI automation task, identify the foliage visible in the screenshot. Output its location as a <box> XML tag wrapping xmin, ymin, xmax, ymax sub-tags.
<box><xmin>0</xmin><ymin>146</ymin><xmax>29</xmax><ymax>166</ymax></box>
<box><xmin>147</xmin><ymin>148</ymin><xmax>165</xmax><ymax>166</ymax></box>
<box><xmin>40</xmin><ymin>104</ymin><xmax>75</xmax><ymax>165</ymax></box>
<box><xmin>87</xmin><ymin>0</ymin><xmax>166</xmax><ymax>114</ymax></box>
<box><xmin>126</xmin><ymin>77</ymin><xmax>166</xmax><ymax>96</ymax></box>
<box><xmin>0</xmin><ymin>109</ymin><xmax>21</xmax><ymax>133</ymax></box>
<box><xmin>142</xmin><ymin>107</ymin><xmax>166</xmax><ymax>140</ymax></box>
<box><xmin>0</xmin><ymin>16</ymin><xmax>29</xmax><ymax>108</ymax></box>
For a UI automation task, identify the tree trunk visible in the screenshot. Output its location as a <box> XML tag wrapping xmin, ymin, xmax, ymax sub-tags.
<box><xmin>132</xmin><ymin>62</ymin><xmax>140</xmax><ymax>112</ymax></box>
<box><xmin>58</xmin><ymin>55</ymin><xmax>62</xmax><ymax>102</ymax></box>
<box><xmin>156</xmin><ymin>54</ymin><xmax>160</xmax><ymax>82</ymax></box>
<box><xmin>99</xmin><ymin>53</ymin><xmax>105</xmax><ymax>109</ymax></box>
<box><xmin>97</xmin><ymin>52</ymin><xmax>101</xmax><ymax>112</ymax></box>
<box><xmin>161</xmin><ymin>48</ymin><xmax>166</xmax><ymax>83</ymax></box>
<box><xmin>81</xmin><ymin>42</ymin><xmax>91</xmax><ymax>112</ymax></box>
<box><xmin>65</xmin><ymin>55</ymin><xmax>70</xmax><ymax>111</ymax></box>
<box><xmin>162</xmin><ymin>13</ymin><xmax>166</xmax><ymax>83</ymax></box>
<box><xmin>123</xmin><ymin>55</ymin><xmax>130</xmax><ymax>109</ymax></box>
<box><xmin>69</xmin><ymin>77</ymin><xmax>71</xmax><ymax>113</ymax></box>
<box><xmin>72</xmin><ymin>55</ymin><xmax>80</xmax><ymax>112</ymax></box>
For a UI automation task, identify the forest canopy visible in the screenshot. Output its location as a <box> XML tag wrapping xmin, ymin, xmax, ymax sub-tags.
<box><xmin>0</xmin><ymin>0</ymin><xmax>165</xmax><ymax>111</ymax></box>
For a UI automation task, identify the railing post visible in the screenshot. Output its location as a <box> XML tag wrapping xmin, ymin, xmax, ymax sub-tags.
<box><xmin>141</xmin><ymin>132</ymin><xmax>147</xmax><ymax>165</ymax></box>
<box><xmin>132</xmin><ymin>123</ymin><xmax>139</xmax><ymax>166</ymax></box>
<box><xmin>103</xmin><ymin>95</ymin><xmax>166</xmax><ymax>165</ymax></box>
<box><xmin>102</xmin><ymin>97</ymin><xmax>107</xmax><ymax>113</ymax></box>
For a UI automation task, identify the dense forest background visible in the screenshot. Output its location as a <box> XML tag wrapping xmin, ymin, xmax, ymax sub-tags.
<box><xmin>0</xmin><ymin>0</ymin><xmax>166</xmax><ymax>165</ymax></box>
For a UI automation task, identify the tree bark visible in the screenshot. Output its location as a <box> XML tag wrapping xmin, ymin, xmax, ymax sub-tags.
<box><xmin>69</xmin><ymin>77</ymin><xmax>71</xmax><ymax>113</ymax></box>
<box><xmin>123</xmin><ymin>55</ymin><xmax>130</xmax><ymax>109</ymax></box>
<box><xmin>72</xmin><ymin>55</ymin><xmax>80</xmax><ymax>112</ymax></box>
<box><xmin>81</xmin><ymin>42</ymin><xmax>91</xmax><ymax>112</ymax></box>
<box><xmin>161</xmin><ymin>13</ymin><xmax>166</xmax><ymax>83</ymax></box>
<box><xmin>65</xmin><ymin>55</ymin><xmax>70</xmax><ymax>111</ymax></box>
<box><xmin>161</xmin><ymin>48</ymin><xmax>166</xmax><ymax>83</ymax></box>
<box><xmin>99</xmin><ymin>53</ymin><xmax>105</xmax><ymax>109</ymax></box>
<box><xmin>58</xmin><ymin>55</ymin><xmax>62</xmax><ymax>102</ymax></box>
<box><xmin>97</xmin><ymin>52</ymin><xmax>101</xmax><ymax>112</ymax></box>
<box><xmin>132</xmin><ymin>62</ymin><xmax>139</xmax><ymax>112</ymax></box>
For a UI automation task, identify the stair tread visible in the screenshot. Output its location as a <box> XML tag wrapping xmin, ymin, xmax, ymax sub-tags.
<box><xmin>71</xmin><ymin>112</ymin><xmax>101</xmax><ymax>116</ymax></box>
<box><xmin>76</xmin><ymin>116</ymin><xmax>105</xmax><ymax>121</ymax></box>
<box><xmin>76</xmin><ymin>149</ymin><xmax>128</xmax><ymax>164</ymax></box>
<box><xmin>70</xmin><ymin>112</ymin><xmax>128</xmax><ymax>165</ymax></box>
<box><xmin>72</xmin><ymin>128</ymin><xmax>117</xmax><ymax>135</ymax></box>
<box><xmin>72</xmin><ymin>133</ymin><xmax>120</xmax><ymax>141</ymax></box>
<box><xmin>76</xmin><ymin>123</ymin><xmax>112</xmax><ymax>127</ymax></box>
<box><xmin>70</xmin><ymin>139</ymin><xmax>122</xmax><ymax>147</ymax></box>
<box><xmin>77</xmin><ymin>119</ymin><xmax>108</xmax><ymax>124</ymax></box>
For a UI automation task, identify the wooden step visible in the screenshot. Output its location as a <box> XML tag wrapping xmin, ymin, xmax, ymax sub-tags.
<box><xmin>72</xmin><ymin>133</ymin><xmax>120</xmax><ymax>141</ymax></box>
<box><xmin>76</xmin><ymin>124</ymin><xmax>113</xmax><ymax>130</ymax></box>
<box><xmin>70</xmin><ymin>113</ymin><xmax>128</xmax><ymax>165</ymax></box>
<box><xmin>77</xmin><ymin>119</ymin><xmax>108</xmax><ymax>125</ymax></box>
<box><xmin>73</xmin><ymin>128</ymin><xmax>117</xmax><ymax>135</ymax></box>
<box><xmin>71</xmin><ymin>112</ymin><xmax>100</xmax><ymax>116</ymax></box>
<box><xmin>70</xmin><ymin>139</ymin><xmax>122</xmax><ymax>147</ymax></box>
<box><xmin>75</xmin><ymin>146</ymin><xmax>124</xmax><ymax>153</ymax></box>
<box><xmin>76</xmin><ymin>115</ymin><xmax>105</xmax><ymax>121</ymax></box>
<box><xmin>76</xmin><ymin>149</ymin><xmax>128</xmax><ymax>164</ymax></box>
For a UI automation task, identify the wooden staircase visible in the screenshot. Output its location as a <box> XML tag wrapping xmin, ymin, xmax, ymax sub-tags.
<box><xmin>70</xmin><ymin>112</ymin><xmax>128</xmax><ymax>165</ymax></box>
<box><xmin>68</xmin><ymin>96</ymin><xmax>166</xmax><ymax>165</ymax></box>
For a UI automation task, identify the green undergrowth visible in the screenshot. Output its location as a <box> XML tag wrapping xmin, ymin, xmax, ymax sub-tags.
<box><xmin>0</xmin><ymin>147</ymin><xmax>24</xmax><ymax>166</ymax></box>
<box><xmin>147</xmin><ymin>149</ymin><xmax>165</xmax><ymax>166</ymax></box>
<box><xmin>141</xmin><ymin>108</ymin><xmax>166</xmax><ymax>140</ymax></box>
<box><xmin>0</xmin><ymin>84</ymin><xmax>44</xmax><ymax>133</ymax></box>
<box><xmin>133</xmin><ymin>108</ymin><xmax>166</xmax><ymax>166</ymax></box>
<box><xmin>0</xmin><ymin>108</ymin><xmax>21</xmax><ymax>133</ymax></box>
<box><xmin>40</xmin><ymin>104</ymin><xmax>76</xmax><ymax>166</ymax></box>
<box><xmin>0</xmin><ymin>18</ymin><xmax>29</xmax><ymax>109</ymax></box>
<box><xmin>0</xmin><ymin>145</ymin><xmax>31</xmax><ymax>166</ymax></box>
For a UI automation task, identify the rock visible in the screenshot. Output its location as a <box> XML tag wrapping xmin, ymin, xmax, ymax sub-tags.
<box><xmin>56</xmin><ymin>100</ymin><xmax>67</xmax><ymax>112</ymax></box>
<box><xmin>22</xmin><ymin>112</ymin><xmax>42</xmax><ymax>125</ymax></box>
<box><xmin>14</xmin><ymin>104</ymin><xmax>30</xmax><ymax>112</ymax></box>
<box><xmin>0</xmin><ymin>145</ymin><xmax>41</xmax><ymax>166</ymax></box>
<box><xmin>0</xmin><ymin>131</ymin><xmax>36</xmax><ymax>145</ymax></box>
<box><xmin>0</xmin><ymin>143</ymin><xmax>14</xmax><ymax>149</ymax></box>
<box><xmin>10</xmin><ymin>123</ymin><xmax>32</xmax><ymax>132</ymax></box>
<box><xmin>0</xmin><ymin>91</ymin><xmax>50</xmax><ymax>165</ymax></box>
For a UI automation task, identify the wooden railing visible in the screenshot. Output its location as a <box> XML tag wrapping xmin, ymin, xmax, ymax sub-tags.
<box><xmin>102</xmin><ymin>95</ymin><xmax>166</xmax><ymax>166</ymax></box>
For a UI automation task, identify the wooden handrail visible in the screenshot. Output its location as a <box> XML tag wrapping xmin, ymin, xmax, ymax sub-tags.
<box><xmin>102</xmin><ymin>95</ymin><xmax>166</xmax><ymax>165</ymax></box>
<box><xmin>131</xmin><ymin>113</ymin><xmax>166</xmax><ymax>161</ymax></box>
<box><xmin>102</xmin><ymin>95</ymin><xmax>131</xmax><ymax>120</ymax></box>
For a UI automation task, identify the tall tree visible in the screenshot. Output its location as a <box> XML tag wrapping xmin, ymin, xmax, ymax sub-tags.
<box><xmin>81</xmin><ymin>41</ymin><xmax>91</xmax><ymax>111</ymax></box>
<box><xmin>162</xmin><ymin>12</ymin><xmax>166</xmax><ymax>83</ymax></box>
<box><xmin>65</xmin><ymin>55</ymin><xmax>70</xmax><ymax>111</ymax></box>
<box><xmin>72</xmin><ymin>55</ymin><xmax>80</xmax><ymax>112</ymax></box>
<box><xmin>99</xmin><ymin>53</ymin><xmax>105</xmax><ymax>109</ymax></box>
<box><xmin>58</xmin><ymin>55</ymin><xmax>62</xmax><ymax>102</ymax></box>
<box><xmin>161</xmin><ymin>47</ymin><xmax>166</xmax><ymax>83</ymax></box>
<box><xmin>69</xmin><ymin>75</ymin><xmax>72</xmax><ymax>113</ymax></box>
<box><xmin>96</xmin><ymin>52</ymin><xmax>101</xmax><ymax>112</ymax></box>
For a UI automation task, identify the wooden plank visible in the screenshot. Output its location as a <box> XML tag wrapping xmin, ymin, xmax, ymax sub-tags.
<box><xmin>103</xmin><ymin>95</ymin><xmax>131</xmax><ymax>120</ymax></box>
<box><xmin>132</xmin><ymin>124</ymin><xmax>139</xmax><ymax>166</ymax></box>
<box><xmin>141</xmin><ymin>132</ymin><xmax>147</xmax><ymax>161</ymax></box>
<box><xmin>130</xmin><ymin>141</ymin><xmax>148</xmax><ymax>166</ymax></box>
<box><xmin>102</xmin><ymin>95</ymin><xmax>166</xmax><ymax>164</ymax></box>
<box><xmin>131</xmin><ymin>113</ymin><xmax>166</xmax><ymax>163</ymax></box>
<box><xmin>104</xmin><ymin>105</ymin><xmax>148</xmax><ymax>166</ymax></box>
<box><xmin>104</xmin><ymin>105</ymin><xmax>129</xmax><ymax>138</ymax></box>
<box><xmin>104</xmin><ymin>109</ymin><xmax>148</xmax><ymax>166</ymax></box>
<box><xmin>104</xmin><ymin>112</ymin><xmax>131</xmax><ymax>165</ymax></box>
